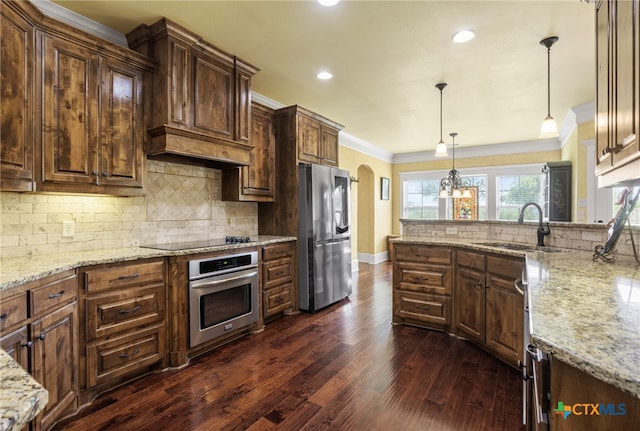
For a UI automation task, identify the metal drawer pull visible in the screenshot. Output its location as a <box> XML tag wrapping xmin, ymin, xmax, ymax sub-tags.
<box><xmin>119</xmin><ymin>349</ymin><xmax>140</xmax><ymax>359</ymax></box>
<box><xmin>513</xmin><ymin>278</ymin><xmax>524</xmax><ymax>296</ymax></box>
<box><xmin>415</xmin><ymin>305</ymin><xmax>430</xmax><ymax>311</ymax></box>
<box><xmin>38</xmin><ymin>333</ymin><xmax>46</xmax><ymax>340</ymax></box>
<box><xmin>48</xmin><ymin>290</ymin><xmax>65</xmax><ymax>299</ymax></box>
<box><xmin>118</xmin><ymin>273</ymin><xmax>139</xmax><ymax>280</ymax></box>
<box><xmin>119</xmin><ymin>305</ymin><xmax>141</xmax><ymax>314</ymax></box>
<box><xmin>22</xmin><ymin>341</ymin><xmax>33</xmax><ymax>348</ymax></box>
<box><xmin>0</xmin><ymin>313</ymin><xmax>7</xmax><ymax>320</ymax></box>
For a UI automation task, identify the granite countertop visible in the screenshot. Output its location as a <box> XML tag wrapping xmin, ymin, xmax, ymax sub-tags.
<box><xmin>391</xmin><ymin>238</ymin><xmax>640</xmax><ymax>399</ymax></box>
<box><xmin>0</xmin><ymin>235</ymin><xmax>296</xmax><ymax>292</ymax></box>
<box><xmin>0</xmin><ymin>349</ymin><xmax>48</xmax><ymax>431</ymax></box>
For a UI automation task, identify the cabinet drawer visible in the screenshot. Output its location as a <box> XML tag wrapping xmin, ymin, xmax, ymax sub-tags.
<box><xmin>86</xmin><ymin>285</ymin><xmax>165</xmax><ymax>340</ymax></box>
<box><xmin>262</xmin><ymin>243</ymin><xmax>293</xmax><ymax>261</ymax></box>
<box><xmin>29</xmin><ymin>270</ymin><xmax>77</xmax><ymax>318</ymax></box>
<box><xmin>394</xmin><ymin>244</ymin><xmax>452</xmax><ymax>265</ymax></box>
<box><xmin>263</xmin><ymin>259</ymin><xmax>293</xmax><ymax>289</ymax></box>
<box><xmin>393</xmin><ymin>291</ymin><xmax>450</xmax><ymax>330</ymax></box>
<box><xmin>87</xmin><ymin>324</ymin><xmax>164</xmax><ymax>388</ymax></box>
<box><xmin>264</xmin><ymin>285</ymin><xmax>292</xmax><ymax>317</ymax></box>
<box><xmin>84</xmin><ymin>260</ymin><xmax>164</xmax><ymax>293</ymax></box>
<box><xmin>394</xmin><ymin>263</ymin><xmax>451</xmax><ymax>295</ymax></box>
<box><xmin>457</xmin><ymin>249</ymin><xmax>486</xmax><ymax>272</ymax></box>
<box><xmin>487</xmin><ymin>255</ymin><xmax>524</xmax><ymax>280</ymax></box>
<box><xmin>0</xmin><ymin>292</ymin><xmax>27</xmax><ymax>334</ymax></box>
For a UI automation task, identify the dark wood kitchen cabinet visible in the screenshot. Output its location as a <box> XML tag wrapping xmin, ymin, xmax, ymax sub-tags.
<box><xmin>0</xmin><ymin>0</ymin><xmax>152</xmax><ymax>196</ymax></box>
<box><xmin>126</xmin><ymin>18</ymin><xmax>258</xmax><ymax>166</ymax></box>
<box><xmin>261</xmin><ymin>241</ymin><xmax>295</xmax><ymax>321</ymax></box>
<box><xmin>392</xmin><ymin>244</ymin><xmax>453</xmax><ymax>331</ymax></box>
<box><xmin>0</xmin><ymin>270</ymin><xmax>79</xmax><ymax>431</ymax></box>
<box><xmin>223</xmin><ymin>102</ymin><xmax>276</xmax><ymax>202</ymax></box>
<box><xmin>275</xmin><ymin>105</ymin><xmax>342</xmax><ymax>167</ymax></box>
<box><xmin>595</xmin><ymin>0</ymin><xmax>640</xmax><ymax>186</ymax></box>
<box><xmin>0</xmin><ymin>1</ymin><xmax>35</xmax><ymax>191</ymax></box>
<box><xmin>454</xmin><ymin>249</ymin><xmax>524</xmax><ymax>368</ymax></box>
<box><xmin>80</xmin><ymin>259</ymin><xmax>166</xmax><ymax>404</ymax></box>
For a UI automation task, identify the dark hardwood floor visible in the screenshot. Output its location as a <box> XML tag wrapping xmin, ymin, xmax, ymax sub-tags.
<box><xmin>54</xmin><ymin>261</ymin><xmax>523</xmax><ymax>431</ymax></box>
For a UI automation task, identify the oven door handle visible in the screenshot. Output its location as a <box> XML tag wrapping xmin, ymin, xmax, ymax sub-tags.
<box><xmin>190</xmin><ymin>269</ymin><xmax>258</xmax><ymax>291</ymax></box>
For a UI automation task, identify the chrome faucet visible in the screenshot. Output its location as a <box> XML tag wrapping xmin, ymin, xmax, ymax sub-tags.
<box><xmin>517</xmin><ymin>202</ymin><xmax>550</xmax><ymax>247</ymax></box>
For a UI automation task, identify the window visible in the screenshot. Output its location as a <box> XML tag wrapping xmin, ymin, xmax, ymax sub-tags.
<box><xmin>400</xmin><ymin>164</ymin><xmax>542</xmax><ymax>221</ymax></box>
<box><xmin>496</xmin><ymin>174</ymin><xmax>542</xmax><ymax>221</ymax></box>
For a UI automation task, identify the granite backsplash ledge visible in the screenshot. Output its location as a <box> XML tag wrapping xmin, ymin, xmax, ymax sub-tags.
<box><xmin>400</xmin><ymin>219</ymin><xmax>640</xmax><ymax>257</ymax></box>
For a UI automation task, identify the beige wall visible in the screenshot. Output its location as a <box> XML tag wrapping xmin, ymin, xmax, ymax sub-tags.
<box><xmin>339</xmin><ymin>146</ymin><xmax>393</xmax><ymax>257</ymax></box>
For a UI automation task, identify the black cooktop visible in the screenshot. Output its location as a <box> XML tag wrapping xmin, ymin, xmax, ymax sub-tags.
<box><xmin>141</xmin><ymin>236</ymin><xmax>255</xmax><ymax>251</ymax></box>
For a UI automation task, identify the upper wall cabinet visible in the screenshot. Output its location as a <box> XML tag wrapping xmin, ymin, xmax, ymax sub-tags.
<box><xmin>0</xmin><ymin>0</ymin><xmax>153</xmax><ymax>196</ymax></box>
<box><xmin>275</xmin><ymin>105</ymin><xmax>343</xmax><ymax>167</ymax></box>
<box><xmin>1</xmin><ymin>2</ymin><xmax>35</xmax><ymax>191</ymax></box>
<box><xmin>595</xmin><ymin>0</ymin><xmax>640</xmax><ymax>187</ymax></box>
<box><xmin>222</xmin><ymin>102</ymin><xmax>276</xmax><ymax>202</ymax></box>
<box><xmin>126</xmin><ymin>19</ymin><xmax>259</xmax><ymax>166</ymax></box>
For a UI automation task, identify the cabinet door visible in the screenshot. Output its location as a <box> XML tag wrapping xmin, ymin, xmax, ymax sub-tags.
<box><xmin>0</xmin><ymin>326</ymin><xmax>30</xmax><ymax>371</ymax></box>
<box><xmin>485</xmin><ymin>273</ymin><xmax>523</xmax><ymax>368</ymax></box>
<box><xmin>192</xmin><ymin>50</ymin><xmax>234</xmax><ymax>139</ymax></box>
<box><xmin>596</xmin><ymin>0</ymin><xmax>614</xmax><ymax>174</ymax></box>
<box><xmin>454</xmin><ymin>267</ymin><xmax>485</xmax><ymax>344</ymax></box>
<box><xmin>41</xmin><ymin>33</ymin><xmax>99</xmax><ymax>186</ymax></box>
<box><xmin>31</xmin><ymin>301</ymin><xmax>78</xmax><ymax>431</ymax></box>
<box><xmin>99</xmin><ymin>56</ymin><xmax>144</xmax><ymax>188</ymax></box>
<box><xmin>235</xmin><ymin>66</ymin><xmax>252</xmax><ymax>146</ymax></box>
<box><xmin>244</xmin><ymin>103</ymin><xmax>276</xmax><ymax>199</ymax></box>
<box><xmin>320</xmin><ymin>126</ymin><xmax>339</xmax><ymax>166</ymax></box>
<box><xmin>298</xmin><ymin>115</ymin><xmax>322</xmax><ymax>164</ymax></box>
<box><xmin>0</xmin><ymin>4</ymin><xmax>34</xmax><ymax>191</ymax></box>
<box><xmin>612</xmin><ymin>0</ymin><xmax>640</xmax><ymax>168</ymax></box>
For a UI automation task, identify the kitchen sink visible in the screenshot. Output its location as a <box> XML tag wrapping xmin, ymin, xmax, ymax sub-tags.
<box><xmin>472</xmin><ymin>241</ymin><xmax>566</xmax><ymax>253</ymax></box>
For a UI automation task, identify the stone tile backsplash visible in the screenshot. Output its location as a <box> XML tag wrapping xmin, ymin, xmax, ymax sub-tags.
<box><xmin>401</xmin><ymin>219</ymin><xmax>639</xmax><ymax>257</ymax></box>
<box><xmin>0</xmin><ymin>160</ymin><xmax>258</xmax><ymax>258</ymax></box>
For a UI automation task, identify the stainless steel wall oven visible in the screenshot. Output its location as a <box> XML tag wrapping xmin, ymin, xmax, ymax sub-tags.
<box><xmin>188</xmin><ymin>251</ymin><xmax>258</xmax><ymax>348</ymax></box>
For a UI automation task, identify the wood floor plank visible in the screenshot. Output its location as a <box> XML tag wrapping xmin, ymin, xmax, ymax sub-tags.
<box><xmin>54</xmin><ymin>261</ymin><xmax>523</xmax><ymax>431</ymax></box>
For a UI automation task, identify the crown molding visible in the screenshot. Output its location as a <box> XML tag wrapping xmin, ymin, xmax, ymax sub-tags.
<box><xmin>339</xmin><ymin>132</ymin><xmax>394</xmax><ymax>163</ymax></box>
<box><xmin>33</xmin><ymin>0</ymin><xmax>128</xmax><ymax>46</ymax></box>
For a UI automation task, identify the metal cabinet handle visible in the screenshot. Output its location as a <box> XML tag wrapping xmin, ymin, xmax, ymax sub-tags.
<box><xmin>22</xmin><ymin>341</ymin><xmax>33</xmax><ymax>348</ymax></box>
<box><xmin>415</xmin><ymin>305</ymin><xmax>430</xmax><ymax>311</ymax></box>
<box><xmin>38</xmin><ymin>333</ymin><xmax>46</xmax><ymax>341</ymax></box>
<box><xmin>119</xmin><ymin>349</ymin><xmax>140</xmax><ymax>359</ymax></box>
<box><xmin>513</xmin><ymin>278</ymin><xmax>524</xmax><ymax>296</ymax></box>
<box><xmin>622</xmin><ymin>133</ymin><xmax>636</xmax><ymax>147</ymax></box>
<box><xmin>119</xmin><ymin>305</ymin><xmax>141</xmax><ymax>314</ymax></box>
<box><xmin>118</xmin><ymin>273</ymin><xmax>139</xmax><ymax>280</ymax></box>
<box><xmin>476</xmin><ymin>280</ymin><xmax>483</xmax><ymax>288</ymax></box>
<box><xmin>48</xmin><ymin>290</ymin><xmax>65</xmax><ymax>299</ymax></box>
<box><xmin>274</xmin><ymin>297</ymin><xmax>284</xmax><ymax>304</ymax></box>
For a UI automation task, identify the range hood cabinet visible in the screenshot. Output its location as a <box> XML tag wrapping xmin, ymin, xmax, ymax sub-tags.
<box><xmin>127</xmin><ymin>19</ymin><xmax>258</xmax><ymax>167</ymax></box>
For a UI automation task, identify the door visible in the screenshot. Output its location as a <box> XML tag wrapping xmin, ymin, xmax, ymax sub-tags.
<box><xmin>312</xmin><ymin>241</ymin><xmax>333</xmax><ymax>310</ymax></box>
<box><xmin>311</xmin><ymin>164</ymin><xmax>333</xmax><ymax>242</ymax></box>
<box><xmin>332</xmin><ymin>238</ymin><xmax>352</xmax><ymax>302</ymax></box>
<box><xmin>332</xmin><ymin>168</ymin><xmax>351</xmax><ymax>239</ymax></box>
<box><xmin>454</xmin><ymin>267</ymin><xmax>486</xmax><ymax>344</ymax></box>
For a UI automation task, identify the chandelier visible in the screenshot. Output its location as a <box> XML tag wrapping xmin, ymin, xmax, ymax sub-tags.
<box><xmin>439</xmin><ymin>132</ymin><xmax>471</xmax><ymax>199</ymax></box>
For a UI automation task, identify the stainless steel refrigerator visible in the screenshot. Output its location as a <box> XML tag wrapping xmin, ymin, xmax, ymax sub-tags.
<box><xmin>298</xmin><ymin>163</ymin><xmax>352</xmax><ymax>312</ymax></box>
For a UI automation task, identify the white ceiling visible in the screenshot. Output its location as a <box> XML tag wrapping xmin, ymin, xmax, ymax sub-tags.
<box><xmin>51</xmin><ymin>0</ymin><xmax>596</xmax><ymax>158</ymax></box>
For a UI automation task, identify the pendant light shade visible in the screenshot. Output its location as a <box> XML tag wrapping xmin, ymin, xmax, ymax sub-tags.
<box><xmin>434</xmin><ymin>83</ymin><xmax>448</xmax><ymax>157</ymax></box>
<box><xmin>539</xmin><ymin>36</ymin><xmax>559</xmax><ymax>139</ymax></box>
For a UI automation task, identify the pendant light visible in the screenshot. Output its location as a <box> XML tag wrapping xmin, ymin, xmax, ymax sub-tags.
<box><xmin>434</xmin><ymin>83</ymin><xmax>448</xmax><ymax>157</ymax></box>
<box><xmin>539</xmin><ymin>36</ymin><xmax>559</xmax><ymax>138</ymax></box>
<box><xmin>439</xmin><ymin>133</ymin><xmax>471</xmax><ymax>199</ymax></box>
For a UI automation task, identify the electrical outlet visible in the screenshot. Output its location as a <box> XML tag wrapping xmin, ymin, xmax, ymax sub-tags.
<box><xmin>62</xmin><ymin>221</ymin><xmax>75</xmax><ymax>237</ymax></box>
<box><xmin>446</xmin><ymin>227</ymin><xmax>458</xmax><ymax>235</ymax></box>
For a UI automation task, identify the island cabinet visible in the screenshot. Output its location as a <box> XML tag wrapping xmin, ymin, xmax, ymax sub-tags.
<box><xmin>79</xmin><ymin>259</ymin><xmax>166</xmax><ymax>404</ymax></box>
<box><xmin>0</xmin><ymin>270</ymin><xmax>79</xmax><ymax>431</ymax></box>
<box><xmin>126</xmin><ymin>18</ymin><xmax>258</xmax><ymax>166</ymax></box>
<box><xmin>595</xmin><ymin>0</ymin><xmax>640</xmax><ymax>186</ymax></box>
<box><xmin>392</xmin><ymin>244</ymin><xmax>453</xmax><ymax>331</ymax></box>
<box><xmin>454</xmin><ymin>249</ymin><xmax>524</xmax><ymax>368</ymax></box>
<box><xmin>223</xmin><ymin>102</ymin><xmax>276</xmax><ymax>202</ymax></box>
<box><xmin>261</xmin><ymin>241</ymin><xmax>296</xmax><ymax>321</ymax></box>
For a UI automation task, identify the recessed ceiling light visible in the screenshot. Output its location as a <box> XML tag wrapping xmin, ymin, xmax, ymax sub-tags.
<box><xmin>452</xmin><ymin>30</ymin><xmax>476</xmax><ymax>43</ymax></box>
<box><xmin>317</xmin><ymin>71</ymin><xmax>333</xmax><ymax>80</ymax></box>
<box><xmin>317</xmin><ymin>0</ymin><xmax>340</xmax><ymax>6</ymax></box>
